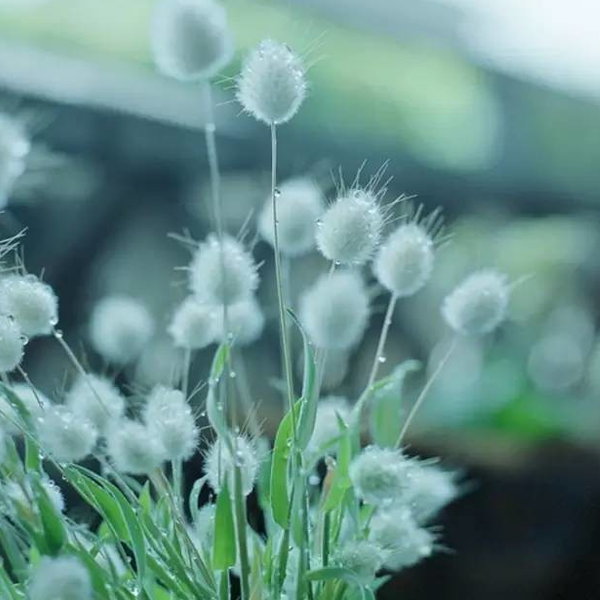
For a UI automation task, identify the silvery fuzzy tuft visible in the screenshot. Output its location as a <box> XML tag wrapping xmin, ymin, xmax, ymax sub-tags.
<box><xmin>215</xmin><ymin>296</ymin><xmax>265</xmax><ymax>346</ymax></box>
<box><xmin>320</xmin><ymin>348</ymin><xmax>350</xmax><ymax>390</ymax></box>
<box><xmin>332</xmin><ymin>539</ymin><xmax>384</xmax><ymax>584</ymax></box>
<box><xmin>1</xmin><ymin>383</ymin><xmax>48</xmax><ymax>434</ymax></box>
<box><xmin>349</xmin><ymin>445</ymin><xmax>415</xmax><ymax>505</ymax></box>
<box><xmin>258</xmin><ymin>177</ymin><xmax>323</xmax><ymax>256</ymax></box>
<box><xmin>369</xmin><ymin>507</ymin><xmax>435</xmax><ymax>571</ymax></box>
<box><xmin>204</xmin><ymin>435</ymin><xmax>259</xmax><ymax>496</ymax></box>
<box><xmin>299</xmin><ymin>270</ymin><xmax>370</xmax><ymax>350</ymax></box>
<box><xmin>29</xmin><ymin>555</ymin><xmax>91</xmax><ymax>600</ymax></box>
<box><xmin>406</xmin><ymin>462</ymin><xmax>459</xmax><ymax>524</ymax></box>
<box><xmin>151</xmin><ymin>0</ymin><xmax>234</xmax><ymax>81</ymax></box>
<box><xmin>143</xmin><ymin>386</ymin><xmax>198</xmax><ymax>461</ymax></box>
<box><xmin>316</xmin><ymin>189</ymin><xmax>384</xmax><ymax>266</ymax></box>
<box><xmin>192</xmin><ymin>502</ymin><xmax>216</xmax><ymax>550</ymax></box>
<box><xmin>0</xmin><ymin>112</ymin><xmax>30</xmax><ymax>208</ymax></box>
<box><xmin>237</xmin><ymin>39</ymin><xmax>307</xmax><ymax>125</ymax></box>
<box><xmin>442</xmin><ymin>269</ymin><xmax>510</xmax><ymax>335</ymax></box>
<box><xmin>106</xmin><ymin>419</ymin><xmax>164</xmax><ymax>475</ymax></box>
<box><xmin>0</xmin><ymin>274</ymin><xmax>58</xmax><ymax>337</ymax></box>
<box><xmin>374</xmin><ymin>222</ymin><xmax>435</xmax><ymax>297</ymax></box>
<box><xmin>0</xmin><ymin>314</ymin><xmax>24</xmax><ymax>374</ymax></box>
<box><xmin>189</xmin><ymin>234</ymin><xmax>259</xmax><ymax>306</ymax></box>
<box><xmin>5</xmin><ymin>477</ymin><xmax>65</xmax><ymax>514</ymax></box>
<box><xmin>89</xmin><ymin>295</ymin><xmax>154</xmax><ymax>364</ymax></box>
<box><xmin>308</xmin><ymin>396</ymin><xmax>351</xmax><ymax>455</ymax></box>
<box><xmin>66</xmin><ymin>374</ymin><xmax>125</xmax><ymax>435</ymax></box>
<box><xmin>37</xmin><ymin>405</ymin><xmax>98</xmax><ymax>463</ymax></box>
<box><xmin>168</xmin><ymin>297</ymin><xmax>217</xmax><ymax>350</ymax></box>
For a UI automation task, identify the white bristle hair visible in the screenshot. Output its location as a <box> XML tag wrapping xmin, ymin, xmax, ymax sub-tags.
<box><xmin>29</xmin><ymin>555</ymin><xmax>91</xmax><ymax>600</ymax></box>
<box><xmin>406</xmin><ymin>462</ymin><xmax>459</xmax><ymax>524</ymax></box>
<box><xmin>89</xmin><ymin>295</ymin><xmax>154</xmax><ymax>365</ymax></box>
<box><xmin>151</xmin><ymin>0</ymin><xmax>234</xmax><ymax>81</ymax></box>
<box><xmin>5</xmin><ymin>477</ymin><xmax>65</xmax><ymax>514</ymax></box>
<box><xmin>237</xmin><ymin>39</ymin><xmax>307</xmax><ymax>125</ymax></box>
<box><xmin>215</xmin><ymin>296</ymin><xmax>265</xmax><ymax>346</ymax></box>
<box><xmin>299</xmin><ymin>270</ymin><xmax>370</xmax><ymax>350</ymax></box>
<box><xmin>332</xmin><ymin>539</ymin><xmax>383</xmax><ymax>584</ymax></box>
<box><xmin>106</xmin><ymin>419</ymin><xmax>164</xmax><ymax>475</ymax></box>
<box><xmin>442</xmin><ymin>269</ymin><xmax>510</xmax><ymax>335</ymax></box>
<box><xmin>258</xmin><ymin>177</ymin><xmax>323</xmax><ymax>256</ymax></box>
<box><xmin>0</xmin><ymin>383</ymin><xmax>48</xmax><ymax>434</ymax></box>
<box><xmin>168</xmin><ymin>297</ymin><xmax>217</xmax><ymax>350</ymax></box>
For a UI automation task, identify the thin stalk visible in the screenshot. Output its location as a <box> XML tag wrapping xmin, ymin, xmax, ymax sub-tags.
<box><xmin>233</xmin><ymin>464</ymin><xmax>250</xmax><ymax>600</ymax></box>
<box><xmin>365</xmin><ymin>293</ymin><xmax>398</xmax><ymax>392</ymax></box>
<box><xmin>16</xmin><ymin>366</ymin><xmax>44</xmax><ymax>410</ymax></box>
<box><xmin>396</xmin><ymin>337</ymin><xmax>457</xmax><ymax>446</ymax></box>
<box><xmin>270</xmin><ymin>124</ymin><xmax>296</xmax><ymax>429</ymax></box>
<box><xmin>182</xmin><ymin>348</ymin><xmax>191</xmax><ymax>400</ymax></box>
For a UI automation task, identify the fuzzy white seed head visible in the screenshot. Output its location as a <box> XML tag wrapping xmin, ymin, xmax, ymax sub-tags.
<box><xmin>151</xmin><ymin>0</ymin><xmax>234</xmax><ymax>81</ymax></box>
<box><xmin>333</xmin><ymin>539</ymin><xmax>383</xmax><ymax>584</ymax></box>
<box><xmin>168</xmin><ymin>297</ymin><xmax>217</xmax><ymax>350</ymax></box>
<box><xmin>66</xmin><ymin>374</ymin><xmax>125</xmax><ymax>435</ymax></box>
<box><xmin>308</xmin><ymin>396</ymin><xmax>351</xmax><ymax>455</ymax></box>
<box><xmin>0</xmin><ymin>275</ymin><xmax>58</xmax><ymax>337</ymax></box>
<box><xmin>442</xmin><ymin>269</ymin><xmax>510</xmax><ymax>335</ymax></box>
<box><xmin>106</xmin><ymin>419</ymin><xmax>164</xmax><ymax>475</ymax></box>
<box><xmin>215</xmin><ymin>296</ymin><xmax>265</xmax><ymax>346</ymax></box>
<box><xmin>370</xmin><ymin>508</ymin><xmax>435</xmax><ymax>571</ymax></box>
<box><xmin>374</xmin><ymin>223</ymin><xmax>434</xmax><ymax>297</ymax></box>
<box><xmin>258</xmin><ymin>178</ymin><xmax>323</xmax><ymax>256</ymax></box>
<box><xmin>205</xmin><ymin>435</ymin><xmax>258</xmax><ymax>496</ymax></box>
<box><xmin>89</xmin><ymin>296</ymin><xmax>154</xmax><ymax>364</ymax></box>
<box><xmin>237</xmin><ymin>39</ymin><xmax>307</xmax><ymax>125</ymax></box>
<box><xmin>0</xmin><ymin>315</ymin><xmax>23</xmax><ymax>373</ymax></box>
<box><xmin>193</xmin><ymin>503</ymin><xmax>216</xmax><ymax>550</ymax></box>
<box><xmin>5</xmin><ymin>477</ymin><xmax>65</xmax><ymax>514</ymax></box>
<box><xmin>406</xmin><ymin>463</ymin><xmax>459</xmax><ymax>524</ymax></box>
<box><xmin>1</xmin><ymin>383</ymin><xmax>48</xmax><ymax>434</ymax></box>
<box><xmin>143</xmin><ymin>386</ymin><xmax>198</xmax><ymax>461</ymax></box>
<box><xmin>0</xmin><ymin>112</ymin><xmax>30</xmax><ymax>207</ymax></box>
<box><xmin>316</xmin><ymin>190</ymin><xmax>384</xmax><ymax>266</ymax></box>
<box><xmin>349</xmin><ymin>446</ymin><xmax>415</xmax><ymax>505</ymax></box>
<box><xmin>299</xmin><ymin>270</ymin><xmax>370</xmax><ymax>350</ymax></box>
<box><xmin>37</xmin><ymin>405</ymin><xmax>98</xmax><ymax>463</ymax></box>
<box><xmin>189</xmin><ymin>234</ymin><xmax>259</xmax><ymax>306</ymax></box>
<box><xmin>29</xmin><ymin>555</ymin><xmax>91</xmax><ymax>600</ymax></box>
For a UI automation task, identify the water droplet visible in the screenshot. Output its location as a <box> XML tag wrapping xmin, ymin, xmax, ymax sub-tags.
<box><xmin>308</xmin><ymin>474</ymin><xmax>320</xmax><ymax>486</ymax></box>
<box><xmin>54</xmin><ymin>329</ymin><xmax>63</xmax><ymax>339</ymax></box>
<box><xmin>274</xmin><ymin>188</ymin><xmax>281</xmax><ymax>198</ymax></box>
<box><xmin>229</xmin><ymin>371</ymin><xmax>237</xmax><ymax>379</ymax></box>
<box><xmin>377</xmin><ymin>355</ymin><xmax>387</xmax><ymax>364</ymax></box>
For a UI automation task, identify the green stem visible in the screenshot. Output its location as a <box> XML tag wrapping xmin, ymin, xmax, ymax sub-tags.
<box><xmin>233</xmin><ymin>464</ymin><xmax>250</xmax><ymax>600</ymax></box>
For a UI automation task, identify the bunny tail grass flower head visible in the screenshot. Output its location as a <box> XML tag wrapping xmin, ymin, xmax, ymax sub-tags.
<box><xmin>151</xmin><ymin>0</ymin><xmax>234</xmax><ymax>81</ymax></box>
<box><xmin>5</xmin><ymin>477</ymin><xmax>65</xmax><ymax>514</ymax></box>
<box><xmin>89</xmin><ymin>295</ymin><xmax>154</xmax><ymax>365</ymax></box>
<box><xmin>144</xmin><ymin>386</ymin><xmax>198</xmax><ymax>461</ymax></box>
<box><xmin>442</xmin><ymin>269</ymin><xmax>510</xmax><ymax>335</ymax></box>
<box><xmin>0</xmin><ymin>314</ymin><xmax>24</xmax><ymax>372</ymax></box>
<box><xmin>0</xmin><ymin>274</ymin><xmax>58</xmax><ymax>337</ymax></box>
<box><xmin>106</xmin><ymin>419</ymin><xmax>164</xmax><ymax>475</ymax></box>
<box><xmin>333</xmin><ymin>539</ymin><xmax>384</xmax><ymax>584</ymax></box>
<box><xmin>0</xmin><ymin>112</ymin><xmax>30</xmax><ymax>208</ymax></box>
<box><xmin>37</xmin><ymin>405</ymin><xmax>98</xmax><ymax>463</ymax></box>
<box><xmin>189</xmin><ymin>233</ymin><xmax>259</xmax><ymax>306</ymax></box>
<box><xmin>308</xmin><ymin>395</ymin><xmax>352</xmax><ymax>455</ymax></box>
<box><xmin>237</xmin><ymin>39</ymin><xmax>307</xmax><ymax>125</ymax></box>
<box><xmin>1</xmin><ymin>383</ymin><xmax>48</xmax><ymax>434</ymax></box>
<box><xmin>168</xmin><ymin>296</ymin><xmax>217</xmax><ymax>349</ymax></box>
<box><xmin>258</xmin><ymin>177</ymin><xmax>323</xmax><ymax>256</ymax></box>
<box><xmin>300</xmin><ymin>270</ymin><xmax>370</xmax><ymax>350</ymax></box>
<box><xmin>215</xmin><ymin>296</ymin><xmax>265</xmax><ymax>346</ymax></box>
<box><xmin>370</xmin><ymin>507</ymin><xmax>435</xmax><ymax>571</ymax></box>
<box><xmin>29</xmin><ymin>555</ymin><xmax>91</xmax><ymax>600</ymax></box>
<box><xmin>65</xmin><ymin>373</ymin><xmax>125</xmax><ymax>434</ymax></box>
<box><xmin>205</xmin><ymin>434</ymin><xmax>259</xmax><ymax>496</ymax></box>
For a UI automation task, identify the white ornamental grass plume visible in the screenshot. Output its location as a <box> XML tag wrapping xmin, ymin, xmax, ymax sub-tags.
<box><xmin>168</xmin><ymin>297</ymin><xmax>217</xmax><ymax>350</ymax></box>
<box><xmin>37</xmin><ymin>405</ymin><xmax>98</xmax><ymax>463</ymax></box>
<box><xmin>442</xmin><ymin>269</ymin><xmax>510</xmax><ymax>335</ymax></box>
<box><xmin>0</xmin><ymin>112</ymin><xmax>30</xmax><ymax>208</ymax></box>
<box><xmin>332</xmin><ymin>539</ymin><xmax>384</xmax><ymax>584</ymax></box>
<box><xmin>89</xmin><ymin>295</ymin><xmax>154</xmax><ymax>364</ymax></box>
<box><xmin>151</xmin><ymin>0</ymin><xmax>234</xmax><ymax>81</ymax></box>
<box><xmin>66</xmin><ymin>374</ymin><xmax>125</xmax><ymax>435</ymax></box>
<box><xmin>349</xmin><ymin>445</ymin><xmax>415</xmax><ymax>505</ymax></box>
<box><xmin>192</xmin><ymin>502</ymin><xmax>216</xmax><ymax>550</ymax></box>
<box><xmin>320</xmin><ymin>348</ymin><xmax>350</xmax><ymax>390</ymax></box>
<box><xmin>204</xmin><ymin>435</ymin><xmax>259</xmax><ymax>496</ymax></box>
<box><xmin>189</xmin><ymin>234</ymin><xmax>259</xmax><ymax>306</ymax></box>
<box><xmin>237</xmin><ymin>39</ymin><xmax>307</xmax><ymax>125</ymax></box>
<box><xmin>308</xmin><ymin>396</ymin><xmax>351</xmax><ymax>455</ymax></box>
<box><xmin>0</xmin><ymin>274</ymin><xmax>58</xmax><ymax>337</ymax></box>
<box><xmin>369</xmin><ymin>507</ymin><xmax>435</xmax><ymax>571</ymax></box>
<box><xmin>0</xmin><ymin>383</ymin><xmax>48</xmax><ymax>434</ymax></box>
<box><xmin>299</xmin><ymin>270</ymin><xmax>370</xmax><ymax>350</ymax></box>
<box><xmin>106</xmin><ymin>419</ymin><xmax>164</xmax><ymax>475</ymax></box>
<box><xmin>406</xmin><ymin>462</ymin><xmax>459</xmax><ymax>524</ymax></box>
<box><xmin>215</xmin><ymin>296</ymin><xmax>265</xmax><ymax>346</ymax></box>
<box><xmin>258</xmin><ymin>177</ymin><xmax>323</xmax><ymax>256</ymax></box>
<box><xmin>143</xmin><ymin>386</ymin><xmax>198</xmax><ymax>461</ymax></box>
<box><xmin>316</xmin><ymin>189</ymin><xmax>384</xmax><ymax>266</ymax></box>
<box><xmin>5</xmin><ymin>477</ymin><xmax>65</xmax><ymax>514</ymax></box>
<box><xmin>29</xmin><ymin>555</ymin><xmax>91</xmax><ymax>600</ymax></box>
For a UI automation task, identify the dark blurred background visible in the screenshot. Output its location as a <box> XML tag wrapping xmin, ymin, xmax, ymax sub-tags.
<box><xmin>1</xmin><ymin>1</ymin><xmax>600</xmax><ymax>599</ymax></box>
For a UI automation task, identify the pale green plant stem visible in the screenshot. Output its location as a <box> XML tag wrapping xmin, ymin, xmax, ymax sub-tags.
<box><xmin>16</xmin><ymin>365</ymin><xmax>44</xmax><ymax>410</ymax></box>
<box><xmin>365</xmin><ymin>293</ymin><xmax>398</xmax><ymax>392</ymax></box>
<box><xmin>396</xmin><ymin>337</ymin><xmax>457</xmax><ymax>446</ymax></box>
<box><xmin>233</xmin><ymin>464</ymin><xmax>251</xmax><ymax>600</ymax></box>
